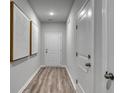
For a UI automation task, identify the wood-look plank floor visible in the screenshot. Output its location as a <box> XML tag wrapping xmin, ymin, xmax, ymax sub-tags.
<box><xmin>23</xmin><ymin>67</ymin><xmax>76</xmax><ymax>93</ymax></box>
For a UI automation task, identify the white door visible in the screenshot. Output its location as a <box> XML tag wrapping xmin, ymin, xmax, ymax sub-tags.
<box><xmin>102</xmin><ymin>0</ymin><xmax>114</xmax><ymax>93</ymax></box>
<box><xmin>44</xmin><ymin>31</ymin><xmax>62</xmax><ymax>66</ymax></box>
<box><xmin>76</xmin><ymin>0</ymin><xmax>94</xmax><ymax>93</ymax></box>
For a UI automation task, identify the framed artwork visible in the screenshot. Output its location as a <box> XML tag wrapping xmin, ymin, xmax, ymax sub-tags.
<box><xmin>30</xmin><ymin>21</ymin><xmax>39</xmax><ymax>55</ymax></box>
<box><xmin>10</xmin><ymin>1</ymin><xmax>30</xmax><ymax>62</ymax></box>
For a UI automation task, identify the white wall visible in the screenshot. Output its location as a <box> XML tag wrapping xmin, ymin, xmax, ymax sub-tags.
<box><xmin>66</xmin><ymin>0</ymin><xmax>106</xmax><ymax>93</ymax></box>
<box><xmin>42</xmin><ymin>22</ymin><xmax>66</xmax><ymax>65</ymax></box>
<box><xmin>10</xmin><ymin>0</ymin><xmax>44</xmax><ymax>93</ymax></box>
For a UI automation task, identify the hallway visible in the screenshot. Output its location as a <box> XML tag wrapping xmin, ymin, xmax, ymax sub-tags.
<box><xmin>10</xmin><ymin>0</ymin><xmax>114</xmax><ymax>93</ymax></box>
<box><xmin>23</xmin><ymin>67</ymin><xmax>76</xmax><ymax>93</ymax></box>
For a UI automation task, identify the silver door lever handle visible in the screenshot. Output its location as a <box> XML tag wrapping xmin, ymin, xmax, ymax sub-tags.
<box><xmin>85</xmin><ymin>63</ymin><xmax>91</xmax><ymax>67</ymax></box>
<box><xmin>104</xmin><ymin>71</ymin><xmax>114</xmax><ymax>80</ymax></box>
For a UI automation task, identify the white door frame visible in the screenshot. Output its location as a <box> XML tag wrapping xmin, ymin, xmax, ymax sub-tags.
<box><xmin>102</xmin><ymin>0</ymin><xmax>114</xmax><ymax>93</ymax></box>
<box><xmin>44</xmin><ymin>31</ymin><xmax>62</xmax><ymax>66</ymax></box>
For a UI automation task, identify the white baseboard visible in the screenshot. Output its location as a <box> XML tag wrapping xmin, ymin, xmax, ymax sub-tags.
<box><xmin>65</xmin><ymin>66</ymin><xmax>86</xmax><ymax>93</ymax></box>
<box><xmin>65</xmin><ymin>65</ymin><xmax>76</xmax><ymax>90</ymax></box>
<box><xmin>40</xmin><ymin>65</ymin><xmax>47</xmax><ymax>67</ymax></box>
<box><xmin>18</xmin><ymin>65</ymin><xmax>42</xmax><ymax>93</ymax></box>
<box><xmin>76</xmin><ymin>82</ymin><xmax>86</xmax><ymax>93</ymax></box>
<box><xmin>40</xmin><ymin>65</ymin><xmax>66</xmax><ymax>68</ymax></box>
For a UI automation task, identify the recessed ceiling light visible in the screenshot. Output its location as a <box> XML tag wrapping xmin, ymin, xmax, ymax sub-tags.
<box><xmin>49</xmin><ymin>12</ymin><xmax>54</xmax><ymax>16</ymax></box>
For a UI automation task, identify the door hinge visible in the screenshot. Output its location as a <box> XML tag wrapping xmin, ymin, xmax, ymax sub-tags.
<box><xmin>76</xmin><ymin>52</ymin><xmax>78</xmax><ymax>57</ymax></box>
<box><xmin>76</xmin><ymin>79</ymin><xmax>78</xmax><ymax>84</ymax></box>
<box><xmin>76</xmin><ymin>25</ymin><xmax>78</xmax><ymax>30</ymax></box>
<box><xmin>88</xmin><ymin>54</ymin><xmax>91</xmax><ymax>59</ymax></box>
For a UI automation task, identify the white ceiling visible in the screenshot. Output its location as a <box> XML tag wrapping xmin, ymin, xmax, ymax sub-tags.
<box><xmin>28</xmin><ymin>0</ymin><xmax>75</xmax><ymax>22</ymax></box>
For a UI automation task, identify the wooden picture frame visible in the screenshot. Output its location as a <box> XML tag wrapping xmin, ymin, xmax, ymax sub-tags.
<box><xmin>10</xmin><ymin>1</ymin><xmax>30</xmax><ymax>62</ymax></box>
<box><xmin>31</xmin><ymin>22</ymin><xmax>39</xmax><ymax>55</ymax></box>
<box><xmin>30</xmin><ymin>21</ymin><xmax>32</xmax><ymax>56</ymax></box>
<box><xmin>10</xmin><ymin>1</ymin><xmax>14</xmax><ymax>62</ymax></box>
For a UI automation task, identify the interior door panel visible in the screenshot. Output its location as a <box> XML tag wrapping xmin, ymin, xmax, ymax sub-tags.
<box><xmin>76</xmin><ymin>0</ymin><xmax>94</xmax><ymax>93</ymax></box>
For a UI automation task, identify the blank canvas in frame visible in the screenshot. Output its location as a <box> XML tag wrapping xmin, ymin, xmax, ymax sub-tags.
<box><xmin>10</xmin><ymin>2</ymin><xmax>30</xmax><ymax>62</ymax></box>
<box><xmin>31</xmin><ymin>23</ymin><xmax>39</xmax><ymax>54</ymax></box>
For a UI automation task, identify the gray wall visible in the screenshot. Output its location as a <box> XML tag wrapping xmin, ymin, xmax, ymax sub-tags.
<box><xmin>10</xmin><ymin>0</ymin><xmax>44</xmax><ymax>93</ymax></box>
<box><xmin>42</xmin><ymin>22</ymin><xmax>66</xmax><ymax>65</ymax></box>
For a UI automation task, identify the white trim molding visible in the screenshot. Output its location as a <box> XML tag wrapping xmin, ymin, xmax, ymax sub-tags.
<box><xmin>65</xmin><ymin>66</ymin><xmax>77</xmax><ymax>90</ymax></box>
<box><xmin>76</xmin><ymin>82</ymin><xmax>86</xmax><ymax>93</ymax></box>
